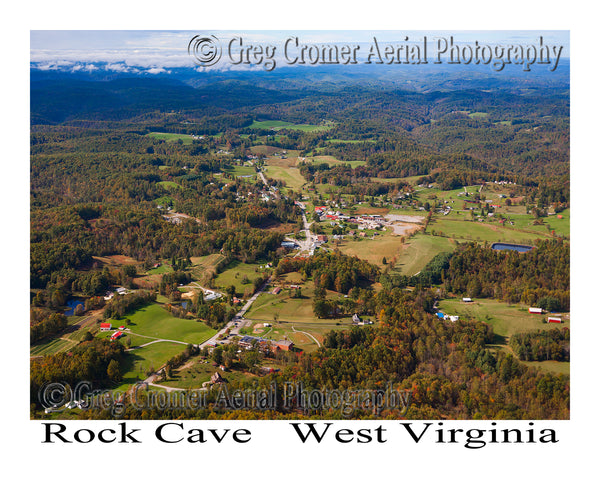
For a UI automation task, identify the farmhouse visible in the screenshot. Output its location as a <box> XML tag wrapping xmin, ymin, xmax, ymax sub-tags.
<box><xmin>100</xmin><ymin>323</ymin><xmax>112</xmax><ymax>331</ymax></box>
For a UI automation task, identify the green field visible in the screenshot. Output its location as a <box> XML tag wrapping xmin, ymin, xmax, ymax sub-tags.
<box><xmin>157</xmin><ymin>181</ymin><xmax>182</xmax><ymax>190</ymax></box>
<box><xmin>117</xmin><ymin>303</ymin><xmax>217</xmax><ymax>345</ymax></box>
<box><xmin>544</xmin><ymin>209</ymin><xmax>570</xmax><ymax>237</ymax></box>
<box><xmin>305</xmin><ymin>155</ymin><xmax>367</xmax><ymax>168</ymax></box>
<box><xmin>263</xmin><ymin>165</ymin><xmax>306</xmax><ymax>190</ymax></box>
<box><xmin>145</xmin><ymin>262</ymin><xmax>174</xmax><ymax>275</ymax></box>
<box><xmin>438</xmin><ymin>298</ymin><xmax>570</xmax><ymax>338</ymax></box>
<box><xmin>222</xmin><ymin>165</ymin><xmax>256</xmax><ymax>178</ymax></box>
<box><xmin>119</xmin><ymin>341</ymin><xmax>189</xmax><ymax>387</ymax></box>
<box><xmin>246</xmin><ymin>279</ymin><xmax>349</xmax><ymax>325</ymax></box>
<box><xmin>438</xmin><ymin>298</ymin><xmax>570</xmax><ymax>375</ymax></box>
<box><xmin>428</xmin><ymin>217</ymin><xmax>548</xmax><ymax>244</ymax></box>
<box><xmin>392</xmin><ymin>233</ymin><xmax>457</xmax><ymax>276</ymax></box>
<box><xmin>336</xmin><ymin>229</ymin><xmax>414</xmax><ymax>267</ymax></box>
<box><xmin>214</xmin><ymin>260</ymin><xmax>268</xmax><ymax>295</ymax></box>
<box><xmin>146</xmin><ymin>132</ymin><xmax>195</xmax><ymax>144</ymax></box>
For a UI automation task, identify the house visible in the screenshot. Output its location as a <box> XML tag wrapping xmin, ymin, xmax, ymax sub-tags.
<box><xmin>529</xmin><ymin>307</ymin><xmax>543</xmax><ymax>314</ymax></box>
<box><xmin>352</xmin><ymin>313</ymin><xmax>361</xmax><ymax>324</ymax></box>
<box><xmin>547</xmin><ymin>317</ymin><xmax>562</xmax><ymax>323</ymax></box>
<box><xmin>462</xmin><ymin>297</ymin><xmax>473</xmax><ymax>302</ymax></box>
<box><xmin>118</xmin><ymin>326</ymin><xmax>126</xmax><ymax>330</ymax></box>
<box><xmin>316</xmin><ymin>235</ymin><xmax>328</xmax><ymax>243</ymax></box>
<box><xmin>449</xmin><ymin>315</ymin><xmax>459</xmax><ymax>322</ymax></box>
<box><xmin>116</xmin><ymin>287</ymin><xmax>127</xmax><ymax>295</ymax></box>
<box><xmin>272</xmin><ymin>287</ymin><xmax>281</xmax><ymax>295</ymax></box>
<box><xmin>100</xmin><ymin>323</ymin><xmax>112</xmax><ymax>331</ymax></box>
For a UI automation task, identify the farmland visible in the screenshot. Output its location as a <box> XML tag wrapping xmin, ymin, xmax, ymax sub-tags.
<box><xmin>109</xmin><ymin>303</ymin><xmax>216</xmax><ymax>345</ymax></box>
<box><xmin>146</xmin><ymin>132</ymin><xmax>196</xmax><ymax>144</ymax></box>
<box><xmin>438</xmin><ymin>297</ymin><xmax>570</xmax><ymax>375</ymax></box>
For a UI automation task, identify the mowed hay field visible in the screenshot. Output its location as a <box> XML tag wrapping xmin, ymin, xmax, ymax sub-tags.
<box><xmin>336</xmin><ymin>230</ymin><xmax>410</xmax><ymax>267</ymax></box>
<box><xmin>120</xmin><ymin>303</ymin><xmax>217</xmax><ymax>345</ymax></box>
<box><xmin>213</xmin><ymin>260</ymin><xmax>268</xmax><ymax>294</ymax></box>
<box><xmin>118</xmin><ymin>341</ymin><xmax>189</xmax><ymax>388</ymax></box>
<box><xmin>428</xmin><ymin>217</ymin><xmax>549</xmax><ymax>244</ymax></box>
<box><xmin>246</xmin><ymin>278</ymin><xmax>349</xmax><ymax>324</ymax></box>
<box><xmin>262</xmin><ymin>165</ymin><xmax>306</xmax><ymax>191</ymax></box>
<box><xmin>438</xmin><ymin>298</ymin><xmax>570</xmax><ymax>375</ymax></box>
<box><xmin>392</xmin><ymin>234</ymin><xmax>457</xmax><ymax>276</ymax></box>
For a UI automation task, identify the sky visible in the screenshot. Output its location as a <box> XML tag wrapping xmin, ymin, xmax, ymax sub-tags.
<box><xmin>30</xmin><ymin>30</ymin><xmax>570</xmax><ymax>72</ymax></box>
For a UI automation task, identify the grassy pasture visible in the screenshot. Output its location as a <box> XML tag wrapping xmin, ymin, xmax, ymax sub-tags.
<box><xmin>213</xmin><ymin>260</ymin><xmax>268</xmax><ymax>295</ymax></box>
<box><xmin>119</xmin><ymin>303</ymin><xmax>216</xmax><ymax>345</ymax></box>
<box><xmin>118</xmin><ymin>341</ymin><xmax>188</xmax><ymax>387</ymax></box>
<box><xmin>157</xmin><ymin>181</ymin><xmax>182</xmax><ymax>190</ymax></box>
<box><xmin>428</xmin><ymin>217</ymin><xmax>547</xmax><ymax>244</ymax></box>
<box><xmin>262</xmin><ymin>165</ymin><xmax>306</xmax><ymax>190</ymax></box>
<box><xmin>146</xmin><ymin>132</ymin><xmax>195</xmax><ymax>144</ymax></box>
<box><xmin>336</xmin><ymin>230</ymin><xmax>409</xmax><ymax>267</ymax></box>
<box><xmin>392</xmin><ymin>233</ymin><xmax>457</xmax><ymax>276</ymax></box>
<box><xmin>438</xmin><ymin>298</ymin><xmax>569</xmax><ymax>339</ymax></box>
<box><xmin>438</xmin><ymin>298</ymin><xmax>570</xmax><ymax>376</ymax></box>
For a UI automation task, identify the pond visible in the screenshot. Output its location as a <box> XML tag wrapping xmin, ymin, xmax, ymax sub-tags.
<box><xmin>491</xmin><ymin>242</ymin><xmax>533</xmax><ymax>253</ymax></box>
<box><xmin>64</xmin><ymin>299</ymin><xmax>85</xmax><ymax>316</ymax></box>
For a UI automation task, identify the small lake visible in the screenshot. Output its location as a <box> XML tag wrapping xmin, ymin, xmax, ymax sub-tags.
<box><xmin>491</xmin><ymin>243</ymin><xmax>533</xmax><ymax>253</ymax></box>
<box><xmin>64</xmin><ymin>299</ymin><xmax>85</xmax><ymax>316</ymax></box>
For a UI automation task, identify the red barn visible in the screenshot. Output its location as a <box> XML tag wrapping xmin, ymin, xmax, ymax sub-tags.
<box><xmin>547</xmin><ymin>317</ymin><xmax>562</xmax><ymax>323</ymax></box>
<box><xmin>110</xmin><ymin>331</ymin><xmax>123</xmax><ymax>341</ymax></box>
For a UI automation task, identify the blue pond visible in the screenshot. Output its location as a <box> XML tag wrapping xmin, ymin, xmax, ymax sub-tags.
<box><xmin>64</xmin><ymin>299</ymin><xmax>85</xmax><ymax>316</ymax></box>
<box><xmin>491</xmin><ymin>243</ymin><xmax>533</xmax><ymax>253</ymax></box>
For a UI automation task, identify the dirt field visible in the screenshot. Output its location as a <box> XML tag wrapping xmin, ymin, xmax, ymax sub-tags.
<box><xmin>387</xmin><ymin>223</ymin><xmax>423</xmax><ymax>236</ymax></box>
